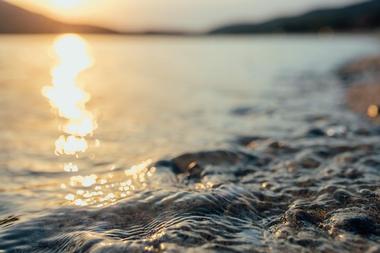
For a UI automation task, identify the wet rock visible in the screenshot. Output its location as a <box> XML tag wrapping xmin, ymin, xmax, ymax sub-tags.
<box><xmin>343</xmin><ymin>167</ymin><xmax>362</xmax><ymax>179</ymax></box>
<box><xmin>236</xmin><ymin>136</ymin><xmax>266</xmax><ymax>147</ymax></box>
<box><xmin>285</xmin><ymin>209</ymin><xmax>320</xmax><ymax>226</ymax></box>
<box><xmin>172</xmin><ymin>150</ymin><xmax>242</xmax><ymax>171</ymax></box>
<box><xmin>295</xmin><ymin>238</ymin><xmax>322</xmax><ymax>248</ymax></box>
<box><xmin>255</xmin><ymin>140</ymin><xmax>297</xmax><ymax>155</ymax></box>
<box><xmin>231</xmin><ymin>106</ymin><xmax>254</xmax><ymax>116</ymax></box>
<box><xmin>332</xmin><ymin>189</ymin><xmax>353</xmax><ymax>204</ymax></box>
<box><xmin>361</xmin><ymin>157</ymin><xmax>380</xmax><ymax>168</ymax></box>
<box><xmin>330</xmin><ymin>212</ymin><xmax>377</xmax><ymax>236</ymax></box>
<box><xmin>306</xmin><ymin>128</ymin><xmax>326</xmax><ymax>137</ymax></box>
<box><xmin>354</xmin><ymin>128</ymin><xmax>371</xmax><ymax>136</ymax></box>
<box><xmin>359</xmin><ymin>189</ymin><xmax>375</xmax><ymax>198</ymax></box>
<box><xmin>296</xmin><ymin>152</ymin><xmax>321</xmax><ymax>169</ymax></box>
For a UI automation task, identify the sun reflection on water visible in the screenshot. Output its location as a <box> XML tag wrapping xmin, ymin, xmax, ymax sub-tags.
<box><xmin>43</xmin><ymin>34</ymin><xmax>157</xmax><ymax>208</ymax></box>
<box><xmin>63</xmin><ymin>159</ymin><xmax>156</xmax><ymax>207</ymax></box>
<box><xmin>42</xmin><ymin>34</ymin><xmax>96</xmax><ymax>155</ymax></box>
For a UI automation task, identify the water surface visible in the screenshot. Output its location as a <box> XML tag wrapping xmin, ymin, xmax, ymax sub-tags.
<box><xmin>0</xmin><ymin>35</ymin><xmax>379</xmax><ymax>252</ymax></box>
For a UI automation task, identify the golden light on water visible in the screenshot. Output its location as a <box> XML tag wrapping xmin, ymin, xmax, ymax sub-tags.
<box><xmin>63</xmin><ymin>162</ymin><xmax>79</xmax><ymax>172</ymax></box>
<box><xmin>42</xmin><ymin>34</ymin><xmax>158</xmax><ymax>208</ymax></box>
<box><xmin>42</xmin><ymin>34</ymin><xmax>96</xmax><ymax>155</ymax></box>
<box><xmin>62</xmin><ymin>159</ymin><xmax>156</xmax><ymax>207</ymax></box>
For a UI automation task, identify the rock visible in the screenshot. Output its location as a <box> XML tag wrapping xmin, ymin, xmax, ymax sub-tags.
<box><xmin>330</xmin><ymin>213</ymin><xmax>377</xmax><ymax>236</ymax></box>
<box><xmin>306</xmin><ymin>128</ymin><xmax>326</xmax><ymax>137</ymax></box>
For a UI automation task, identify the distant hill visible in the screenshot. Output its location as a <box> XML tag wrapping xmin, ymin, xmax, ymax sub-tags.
<box><xmin>210</xmin><ymin>0</ymin><xmax>380</xmax><ymax>34</ymax></box>
<box><xmin>0</xmin><ymin>1</ymin><xmax>115</xmax><ymax>33</ymax></box>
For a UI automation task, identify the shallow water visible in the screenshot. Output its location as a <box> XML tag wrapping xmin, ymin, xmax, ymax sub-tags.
<box><xmin>0</xmin><ymin>35</ymin><xmax>380</xmax><ymax>252</ymax></box>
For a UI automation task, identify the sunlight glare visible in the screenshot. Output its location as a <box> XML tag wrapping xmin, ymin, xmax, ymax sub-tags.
<box><xmin>55</xmin><ymin>135</ymin><xmax>88</xmax><ymax>155</ymax></box>
<box><xmin>52</xmin><ymin>0</ymin><xmax>82</xmax><ymax>10</ymax></box>
<box><xmin>42</xmin><ymin>34</ymin><xmax>96</xmax><ymax>155</ymax></box>
<box><xmin>62</xmin><ymin>160</ymin><xmax>157</xmax><ymax>207</ymax></box>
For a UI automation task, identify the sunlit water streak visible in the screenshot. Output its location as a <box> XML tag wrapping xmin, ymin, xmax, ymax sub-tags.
<box><xmin>41</xmin><ymin>34</ymin><xmax>157</xmax><ymax>207</ymax></box>
<box><xmin>42</xmin><ymin>34</ymin><xmax>104</xmax><ymax>206</ymax></box>
<box><xmin>42</xmin><ymin>34</ymin><xmax>96</xmax><ymax>156</ymax></box>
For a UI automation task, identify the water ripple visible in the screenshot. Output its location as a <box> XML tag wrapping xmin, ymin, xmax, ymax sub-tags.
<box><xmin>1</xmin><ymin>125</ymin><xmax>380</xmax><ymax>252</ymax></box>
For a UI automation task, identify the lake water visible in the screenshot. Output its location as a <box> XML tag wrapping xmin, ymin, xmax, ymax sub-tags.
<box><xmin>0</xmin><ymin>35</ymin><xmax>380</xmax><ymax>252</ymax></box>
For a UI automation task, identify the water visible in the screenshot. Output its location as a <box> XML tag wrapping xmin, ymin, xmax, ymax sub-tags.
<box><xmin>0</xmin><ymin>34</ymin><xmax>379</xmax><ymax>252</ymax></box>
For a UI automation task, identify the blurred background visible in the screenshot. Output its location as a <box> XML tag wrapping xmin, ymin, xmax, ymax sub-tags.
<box><xmin>1</xmin><ymin>0</ymin><xmax>380</xmax><ymax>33</ymax></box>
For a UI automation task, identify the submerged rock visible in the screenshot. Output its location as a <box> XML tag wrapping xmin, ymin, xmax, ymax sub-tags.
<box><xmin>329</xmin><ymin>211</ymin><xmax>377</xmax><ymax>236</ymax></box>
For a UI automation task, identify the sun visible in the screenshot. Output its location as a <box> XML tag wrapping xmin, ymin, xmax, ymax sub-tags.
<box><xmin>52</xmin><ymin>0</ymin><xmax>82</xmax><ymax>10</ymax></box>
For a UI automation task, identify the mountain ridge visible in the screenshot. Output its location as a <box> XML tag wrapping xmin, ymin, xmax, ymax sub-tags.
<box><xmin>1</xmin><ymin>0</ymin><xmax>380</xmax><ymax>35</ymax></box>
<box><xmin>209</xmin><ymin>0</ymin><xmax>380</xmax><ymax>34</ymax></box>
<box><xmin>0</xmin><ymin>1</ymin><xmax>116</xmax><ymax>33</ymax></box>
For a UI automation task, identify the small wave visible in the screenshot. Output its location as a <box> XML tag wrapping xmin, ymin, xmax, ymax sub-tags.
<box><xmin>1</xmin><ymin>125</ymin><xmax>380</xmax><ymax>252</ymax></box>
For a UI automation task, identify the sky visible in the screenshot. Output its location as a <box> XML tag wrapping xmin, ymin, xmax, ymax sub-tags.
<box><xmin>7</xmin><ymin>0</ymin><xmax>366</xmax><ymax>32</ymax></box>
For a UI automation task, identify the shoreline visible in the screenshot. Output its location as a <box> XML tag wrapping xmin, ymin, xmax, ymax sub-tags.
<box><xmin>338</xmin><ymin>55</ymin><xmax>380</xmax><ymax>123</ymax></box>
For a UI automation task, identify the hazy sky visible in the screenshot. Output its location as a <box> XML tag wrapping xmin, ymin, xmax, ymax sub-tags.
<box><xmin>7</xmin><ymin>0</ymin><xmax>365</xmax><ymax>31</ymax></box>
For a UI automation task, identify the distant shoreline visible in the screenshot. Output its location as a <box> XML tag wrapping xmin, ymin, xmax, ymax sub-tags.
<box><xmin>1</xmin><ymin>0</ymin><xmax>380</xmax><ymax>36</ymax></box>
<box><xmin>0</xmin><ymin>31</ymin><xmax>378</xmax><ymax>37</ymax></box>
